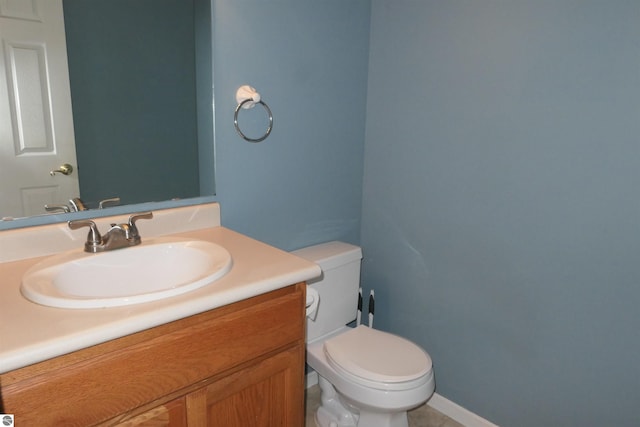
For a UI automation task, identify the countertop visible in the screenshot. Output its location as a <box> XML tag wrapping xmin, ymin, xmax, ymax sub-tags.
<box><xmin>0</xmin><ymin>224</ymin><xmax>321</xmax><ymax>373</ymax></box>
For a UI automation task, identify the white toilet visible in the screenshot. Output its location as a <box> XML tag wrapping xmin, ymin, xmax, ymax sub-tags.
<box><xmin>293</xmin><ymin>241</ymin><xmax>435</xmax><ymax>427</ymax></box>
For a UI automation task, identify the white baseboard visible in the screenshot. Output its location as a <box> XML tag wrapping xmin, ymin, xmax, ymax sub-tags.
<box><xmin>306</xmin><ymin>371</ymin><xmax>498</xmax><ymax>427</ymax></box>
<box><xmin>427</xmin><ymin>393</ymin><xmax>499</xmax><ymax>427</ymax></box>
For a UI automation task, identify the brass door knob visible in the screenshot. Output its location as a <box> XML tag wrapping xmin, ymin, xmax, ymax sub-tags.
<box><xmin>50</xmin><ymin>163</ymin><xmax>74</xmax><ymax>176</ymax></box>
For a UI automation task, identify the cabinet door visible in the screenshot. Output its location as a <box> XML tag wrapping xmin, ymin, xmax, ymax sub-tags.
<box><xmin>114</xmin><ymin>398</ymin><xmax>186</xmax><ymax>427</ymax></box>
<box><xmin>186</xmin><ymin>345</ymin><xmax>304</xmax><ymax>427</ymax></box>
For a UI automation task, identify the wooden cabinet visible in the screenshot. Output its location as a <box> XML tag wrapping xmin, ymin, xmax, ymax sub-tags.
<box><xmin>0</xmin><ymin>284</ymin><xmax>306</xmax><ymax>426</ymax></box>
<box><xmin>115</xmin><ymin>398</ymin><xmax>186</xmax><ymax>426</ymax></box>
<box><xmin>184</xmin><ymin>345</ymin><xmax>301</xmax><ymax>427</ymax></box>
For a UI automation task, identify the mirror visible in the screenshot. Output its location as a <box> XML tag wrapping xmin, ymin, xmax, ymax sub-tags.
<box><xmin>0</xmin><ymin>0</ymin><xmax>215</xmax><ymax>224</ymax></box>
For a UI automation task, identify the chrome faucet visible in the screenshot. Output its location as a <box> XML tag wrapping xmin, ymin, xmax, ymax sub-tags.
<box><xmin>44</xmin><ymin>197</ymin><xmax>86</xmax><ymax>213</ymax></box>
<box><xmin>68</xmin><ymin>212</ymin><xmax>153</xmax><ymax>253</ymax></box>
<box><xmin>45</xmin><ymin>196</ymin><xmax>121</xmax><ymax>214</ymax></box>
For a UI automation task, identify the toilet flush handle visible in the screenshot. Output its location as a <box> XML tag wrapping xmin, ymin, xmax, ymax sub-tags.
<box><xmin>306</xmin><ymin>286</ymin><xmax>320</xmax><ymax>320</ymax></box>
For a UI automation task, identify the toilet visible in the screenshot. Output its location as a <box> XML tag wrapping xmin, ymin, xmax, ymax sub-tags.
<box><xmin>293</xmin><ymin>241</ymin><xmax>435</xmax><ymax>427</ymax></box>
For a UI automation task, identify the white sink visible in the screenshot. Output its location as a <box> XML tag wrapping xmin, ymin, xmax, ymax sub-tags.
<box><xmin>21</xmin><ymin>237</ymin><xmax>233</xmax><ymax>309</ymax></box>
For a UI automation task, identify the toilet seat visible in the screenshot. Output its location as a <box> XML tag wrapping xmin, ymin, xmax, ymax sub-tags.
<box><xmin>323</xmin><ymin>325</ymin><xmax>432</xmax><ymax>391</ymax></box>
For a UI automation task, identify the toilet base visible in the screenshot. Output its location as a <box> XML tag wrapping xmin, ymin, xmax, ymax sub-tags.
<box><xmin>314</xmin><ymin>376</ymin><xmax>410</xmax><ymax>427</ymax></box>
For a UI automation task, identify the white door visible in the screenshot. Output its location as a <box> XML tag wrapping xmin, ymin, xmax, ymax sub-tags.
<box><xmin>0</xmin><ymin>0</ymin><xmax>79</xmax><ymax>218</ymax></box>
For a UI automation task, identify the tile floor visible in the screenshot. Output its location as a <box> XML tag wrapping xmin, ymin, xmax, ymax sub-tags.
<box><xmin>305</xmin><ymin>385</ymin><xmax>465</xmax><ymax>427</ymax></box>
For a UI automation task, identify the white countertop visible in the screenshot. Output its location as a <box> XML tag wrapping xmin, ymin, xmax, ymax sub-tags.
<box><xmin>0</xmin><ymin>204</ymin><xmax>321</xmax><ymax>373</ymax></box>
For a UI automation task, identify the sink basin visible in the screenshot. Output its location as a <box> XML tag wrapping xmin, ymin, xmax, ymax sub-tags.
<box><xmin>21</xmin><ymin>237</ymin><xmax>233</xmax><ymax>309</ymax></box>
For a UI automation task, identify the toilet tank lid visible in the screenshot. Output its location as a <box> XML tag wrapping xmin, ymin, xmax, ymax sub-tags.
<box><xmin>292</xmin><ymin>241</ymin><xmax>362</xmax><ymax>270</ymax></box>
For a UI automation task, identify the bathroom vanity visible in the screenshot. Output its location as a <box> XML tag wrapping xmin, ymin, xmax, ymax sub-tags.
<box><xmin>2</xmin><ymin>284</ymin><xmax>306</xmax><ymax>426</ymax></box>
<box><xmin>0</xmin><ymin>203</ymin><xmax>321</xmax><ymax>426</ymax></box>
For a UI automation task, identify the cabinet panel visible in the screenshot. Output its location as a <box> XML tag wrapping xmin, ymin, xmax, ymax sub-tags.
<box><xmin>192</xmin><ymin>346</ymin><xmax>304</xmax><ymax>427</ymax></box>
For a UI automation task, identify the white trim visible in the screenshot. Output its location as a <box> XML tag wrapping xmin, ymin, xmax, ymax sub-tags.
<box><xmin>428</xmin><ymin>393</ymin><xmax>499</xmax><ymax>427</ymax></box>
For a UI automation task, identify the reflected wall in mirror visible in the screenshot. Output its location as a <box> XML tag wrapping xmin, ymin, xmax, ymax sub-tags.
<box><xmin>0</xmin><ymin>0</ymin><xmax>214</xmax><ymax>221</ymax></box>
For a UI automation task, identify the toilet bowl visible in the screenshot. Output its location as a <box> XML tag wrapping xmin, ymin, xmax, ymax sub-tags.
<box><xmin>292</xmin><ymin>242</ymin><xmax>436</xmax><ymax>427</ymax></box>
<box><xmin>308</xmin><ymin>326</ymin><xmax>435</xmax><ymax>427</ymax></box>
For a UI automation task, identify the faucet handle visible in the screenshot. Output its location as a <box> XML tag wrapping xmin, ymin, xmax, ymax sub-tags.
<box><xmin>68</xmin><ymin>220</ymin><xmax>103</xmax><ymax>253</ymax></box>
<box><xmin>129</xmin><ymin>211</ymin><xmax>153</xmax><ymax>227</ymax></box>
<box><xmin>127</xmin><ymin>211</ymin><xmax>153</xmax><ymax>244</ymax></box>
<box><xmin>98</xmin><ymin>197</ymin><xmax>121</xmax><ymax>209</ymax></box>
<box><xmin>45</xmin><ymin>204</ymin><xmax>70</xmax><ymax>213</ymax></box>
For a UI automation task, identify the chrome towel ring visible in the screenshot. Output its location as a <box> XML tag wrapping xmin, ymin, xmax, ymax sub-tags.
<box><xmin>234</xmin><ymin>85</ymin><xmax>273</xmax><ymax>143</ymax></box>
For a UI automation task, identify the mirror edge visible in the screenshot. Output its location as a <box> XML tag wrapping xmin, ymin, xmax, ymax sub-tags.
<box><xmin>0</xmin><ymin>196</ymin><xmax>218</xmax><ymax>231</ymax></box>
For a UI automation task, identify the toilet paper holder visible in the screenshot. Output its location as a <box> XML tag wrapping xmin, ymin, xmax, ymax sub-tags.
<box><xmin>234</xmin><ymin>85</ymin><xmax>273</xmax><ymax>143</ymax></box>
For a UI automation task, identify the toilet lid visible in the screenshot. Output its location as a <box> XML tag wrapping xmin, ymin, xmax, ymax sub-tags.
<box><xmin>323</xmin><ymin>325</ymin><xmax>432</xmax><ymax>385</ymax></box>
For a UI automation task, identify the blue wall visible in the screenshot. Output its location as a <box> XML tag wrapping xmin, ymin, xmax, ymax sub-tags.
<box><xmin>362</xmin><ymin>1</ymin><xmax>640</xmax><ymax>426</ymax></box>
<box><xmin>211</xmin><ymin>0</ymin><xmax>370</xmax><ymax>250</ymax></box>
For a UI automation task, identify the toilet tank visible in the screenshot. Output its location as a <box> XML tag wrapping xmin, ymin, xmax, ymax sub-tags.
<box><xmin>292</xmin><ymin>241</ymin><xmax>363</xmax><ymax>341</ymax></box>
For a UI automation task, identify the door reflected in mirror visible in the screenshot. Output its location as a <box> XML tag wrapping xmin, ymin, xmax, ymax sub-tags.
<box><xmin>0</xmin><ymin>0</ymin><xmax>214</xmax><ymax>221</ymax></box>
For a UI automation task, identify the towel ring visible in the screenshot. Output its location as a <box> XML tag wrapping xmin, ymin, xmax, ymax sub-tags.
<box><xmin>234</xmin><ymin>98</ymin><xmax>273</xmax><ymax>143</ymax></box>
